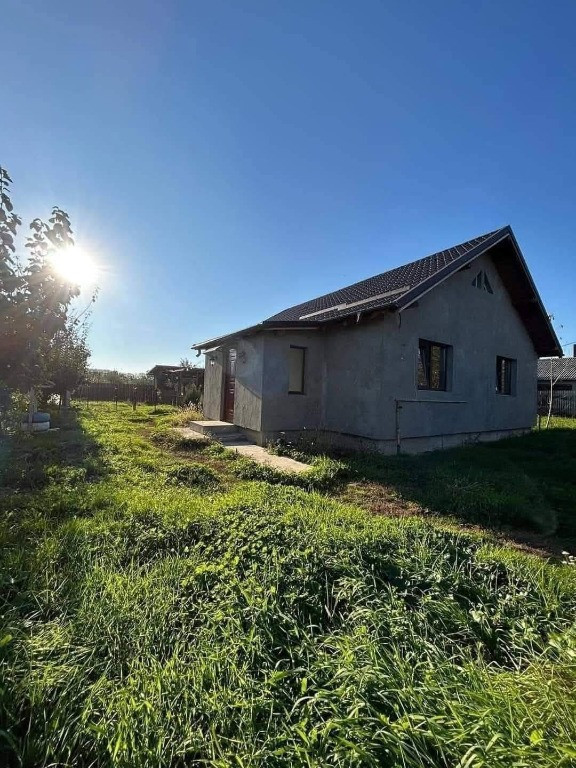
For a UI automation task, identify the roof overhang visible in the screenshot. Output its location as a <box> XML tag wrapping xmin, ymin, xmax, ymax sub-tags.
<box><xmin>192</xmin><ymin>320</ymin><xmax>320</xmax><ymax>352</ymax></box>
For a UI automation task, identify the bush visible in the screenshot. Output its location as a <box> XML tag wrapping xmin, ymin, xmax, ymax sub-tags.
<box><xmin>171</xmin><ymin>404</ymin><xmax>203</xmax><ymax>425</ymax></box>
<box><xmin>183</xmin><ymin>383</ymin><xmax>202</xmax><ymax>408</ymax></box>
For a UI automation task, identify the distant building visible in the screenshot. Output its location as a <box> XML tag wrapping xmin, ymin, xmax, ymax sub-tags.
<box><xmin>146</xmin><ymin>365</ymin><xmax>204</xmax><ymax>404</ymax></box>
<box><xmin>538</xmin><ymin>349</ymin><xmax>576</xmax><ymax>392</ymax></box>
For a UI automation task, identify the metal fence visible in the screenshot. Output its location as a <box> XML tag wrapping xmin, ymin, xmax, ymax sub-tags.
<box><xmin>537</xmin><ymin>391</ymin><xmax>576</xmax><ymax>417</ymax></box>
<box><xmin>75</xmin><ymin>382</ymin><xmax>157</xmax><ymax>403</ymax></box>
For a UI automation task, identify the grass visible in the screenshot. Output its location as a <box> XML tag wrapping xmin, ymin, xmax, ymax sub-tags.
<box><xmin>1</xmin><ymin>402</ymin><xmax>575</xmax><ymax>767</ymax></box>
<box><xmin>270</xmin><ymin>420</ymin><xmax>576</xmax><ymax>546</ymax></box>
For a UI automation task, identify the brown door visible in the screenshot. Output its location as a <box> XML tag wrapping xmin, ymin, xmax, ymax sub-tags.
<box><xmin>223</xmin><ymin>348</ymin><xmax>236</xmax><ymax>422</ymax></box>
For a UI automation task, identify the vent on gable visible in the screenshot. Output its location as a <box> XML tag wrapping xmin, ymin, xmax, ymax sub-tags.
<box><xmin>472</xmin><ymin>270</ymin><xmax>493</xmax><ymax>294</ymax></box>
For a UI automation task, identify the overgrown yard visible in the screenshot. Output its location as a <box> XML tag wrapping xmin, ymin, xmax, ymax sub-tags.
<box><xmin>1</xmin><ymin>403</ymin><xmax>576</xmax><ymax>767</ymax></box>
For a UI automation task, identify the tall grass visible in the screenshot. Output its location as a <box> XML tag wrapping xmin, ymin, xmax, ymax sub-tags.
<box><xmin>271</xmin><ymin>421</ymin><xmax>576</xmax><ymax>537</ymax></box>
<box><xmin>1</xmin><ymin>404</ymin><xmax>575</xmax><ymax>767</ymax></box>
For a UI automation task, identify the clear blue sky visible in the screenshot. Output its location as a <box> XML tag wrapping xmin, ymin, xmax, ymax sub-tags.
<box><xmin>3</xmin><ymin>0</ymin><xmax>575</xmax><ymax>371</ymax></box>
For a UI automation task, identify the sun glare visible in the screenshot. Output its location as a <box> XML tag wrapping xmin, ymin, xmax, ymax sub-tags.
<box><xmin>49</xmin><ymin>246</ymin><xmax>100</xmax><ymax>289</ymax></box>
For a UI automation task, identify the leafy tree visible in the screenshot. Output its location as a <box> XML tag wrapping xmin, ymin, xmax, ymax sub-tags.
<box><xmin>85</xmin><ymin>369</ymin><xmax>151</xmax><ymax>386</ymax></box>
<box><xmin>0</xmin><ymin>166</ymin><xmax>87</xmax><ymax>392</ymax></box>
<box><xmin>42</xmin><ymin>320</ymin><xmax>91</xmax><ymax>408</ymax></box>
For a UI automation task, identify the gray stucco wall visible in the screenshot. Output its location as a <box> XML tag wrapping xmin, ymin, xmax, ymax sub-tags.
<box><xmin>202</xmin><ymin>336</ymin><xmax>264</xmax><ymax>431</ymax></box>
<box><xmin>202</xmin><ymin>251</ymin><xmax>539</xmax><ymax>450</ymax></box>
<box><xmin>260</xmin><ymin>332</ymin><xmax>325</xmax><ymax>432</ymax></box>
<box><xmin>234</xmin><ymin>335</ymin><xmax>264</xmax><ymax>432</ymax></box>
<box><xmin>321</xmin><ymin>252</ymin><xmax>537</xmax><ymax>443</ymax></box>
<box><xmin>202</xmin><ymin>347</ymin><xmax>225</xmax><ymax>420</ymax></box>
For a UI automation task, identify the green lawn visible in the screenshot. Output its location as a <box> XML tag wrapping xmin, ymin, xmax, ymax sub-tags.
<box><xmin>1</xmin><ymin>403</ymin><xmax>575</xmax><ymax>767</ymax></box>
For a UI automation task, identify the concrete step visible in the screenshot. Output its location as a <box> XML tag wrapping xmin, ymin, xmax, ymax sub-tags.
<box><xmin>218</xmin><ymin>433</ymin><xmax>251</xmax><ymax>445</ymax></box>
<box><xmin>187</xmin><ymin>420</ymin><xmax>239</xmax><ymax>437</ymax></box>
<box><xmin>187</xmin><ymin>420</ymin><xmax>252</xmax><ymax>445</ymax></box>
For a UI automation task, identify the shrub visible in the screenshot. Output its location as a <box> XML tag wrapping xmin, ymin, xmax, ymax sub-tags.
<box><xmin>170</xmin><ymin>406</ymin><xmax>203</xmax><ymax>427</ymax></box>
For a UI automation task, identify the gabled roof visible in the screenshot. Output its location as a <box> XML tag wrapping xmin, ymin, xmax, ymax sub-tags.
<box><xmin>193</xmin><ymin>226</ymin><xmax>561</xmax><ymax>356</ymax></box>
<box><xmin>538</xmin><ymin>358</ymin><xmax>576</xmax><ymax>380</ymax></box>
<box><xmin>266</xmin><ymin>230</ymin><xmax>501</xmax><ymax>322</ymax></box>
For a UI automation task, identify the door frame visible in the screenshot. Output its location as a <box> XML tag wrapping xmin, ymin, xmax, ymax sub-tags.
<box><xmin>221</xmin><ymin>347</ymin><xmax>237</xmax><ymax>422</ymax></box>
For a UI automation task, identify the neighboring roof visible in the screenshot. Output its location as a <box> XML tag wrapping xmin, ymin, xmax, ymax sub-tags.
<box><xmin>146</xmin><ymin>365</ymin><xmax>179</xmax><ymax>375</ymax></box>
<box><xmin>538</xmin><ymin>358</ymin><xmax>576</xmax><ymax>380</ymax></box>
<box><xmin>193</xmin><ymin>226</ymin><xmax>562</xmax><ymax>356</ymax></box>
<box><xmin>146</xmin><ymin>365</ymin><xmax>203</xmax><ymax>375</ymax></box>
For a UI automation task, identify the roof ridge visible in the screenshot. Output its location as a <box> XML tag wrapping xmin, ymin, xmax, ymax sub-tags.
<box><xmin>265</xmin><ymin>227</ymin><xmax>507</xmax><ymax>323</ymax></box>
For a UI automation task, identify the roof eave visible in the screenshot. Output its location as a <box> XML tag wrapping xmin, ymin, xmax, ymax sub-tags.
<box><xmin>192</xmin><ymin>320</ymin><xmax>320</xmax><ymax>352</ymax></box>
<box><xmin>394</xmin><ymin>226</ymin><xmax>562</xmax><ymax>358</ymax></box>
<box><xmin>504</xmin><ymin>228</ymin><xmax>563</xmax><ymax>357</ymax></box>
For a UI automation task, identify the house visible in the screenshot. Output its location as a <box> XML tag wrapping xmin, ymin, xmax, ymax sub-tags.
<box><xmin>192</xmin><ymin>226</ymin><xmax>561</xmax><ymax>454</ymax></box>
<box><xmin>146</xmin><ymin>365</ymin><xmax>204</xmax><ymax>404</ymax></box>
<box><xmin>537</xmin><ymin>350</ymin><xmax>576</xmax><ymax>392</ymax></box>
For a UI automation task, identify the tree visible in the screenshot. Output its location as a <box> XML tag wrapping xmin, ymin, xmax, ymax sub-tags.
<box><xmin>85</xmin><ymin>369</ymin><xmax>151</xmax><ymax>386</ymax></box>
<box><xmin>42</xmin><ymin>320</ymin><xmax>91</xmax><ymax>408</ymax></box>
<box><xmin>179</xmin><ymin>357</ymin><xmax>198</xmax><ymax>369</ymax></box>
<box><xmin>0</xmin><ymin>166</ymin><xmax>88</xmax><ymax>393</ymax></box>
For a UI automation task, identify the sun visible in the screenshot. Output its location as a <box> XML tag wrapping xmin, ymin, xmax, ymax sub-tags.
<box><xmin>49</xmin><ymin>245</ymin><xmax>99</xmax><ymax>289</ymax></box>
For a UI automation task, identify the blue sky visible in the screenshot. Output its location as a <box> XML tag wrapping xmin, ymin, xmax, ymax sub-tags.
<box><xmin>2</xmin><ymin>0</ymin><xmax>575</xmax><ymax>371</ymax></box>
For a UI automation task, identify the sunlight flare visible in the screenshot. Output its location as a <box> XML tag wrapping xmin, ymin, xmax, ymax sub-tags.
<box><xmin>49</xmin><ymin>245</ymin><xmax>100</xmax><ymax>289</ymax></box>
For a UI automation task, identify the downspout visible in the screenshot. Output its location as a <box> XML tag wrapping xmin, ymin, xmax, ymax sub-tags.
<box><xmin>395</xmin><ymin>400</ymin><xmax>402</xmax><ymax>455</ymax></box>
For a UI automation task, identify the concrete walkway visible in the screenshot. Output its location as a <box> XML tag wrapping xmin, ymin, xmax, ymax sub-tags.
<box><xmin>175</xmin><ymin>427</ymin><xmax>310</xmax><ymax>474</ymax></box>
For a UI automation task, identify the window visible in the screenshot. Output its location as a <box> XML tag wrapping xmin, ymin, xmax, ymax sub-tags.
<box><xmin>418</xmin><ymin>339</ymin><xmax>450</xmax><ymax>390</ymax></box>
<box><xmin>288</xmin><ymin>346</ymin><xmax>306</xmax><ymax>393</ymax></box>
<box><xmin>472</xmin><ymin>270</ymin><xmax>493</xmax><ymax>294</ymax></box>
<box><xmin>496</xmin><ymin>356</ymin><xmax>516</xmax><ymax>395</ymax></box>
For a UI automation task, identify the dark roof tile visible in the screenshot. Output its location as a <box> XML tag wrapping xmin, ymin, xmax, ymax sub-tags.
<box><xmin>266</xmin><ymin>229</ymin><xmax>502</xmax><ymax>322</ymax></box>
<box><xmin>538</xmin><ymin>358</ymin><xmax>576</xmax><ymax>380</ymax></box>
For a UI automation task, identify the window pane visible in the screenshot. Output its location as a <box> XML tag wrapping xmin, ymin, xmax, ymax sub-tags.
<box><xmin>417</xmin><ymin>346</ymin><xmax>429</xmax><ymax>388</ymax></box>
<box><xmin>496</xmin><ymin>356</ymin><xmax>515</xmax><ymax>394</ymax></box>
<box><xmin>504</xmin><ymin>359</ymin><xmax>512</xmax><ymax>393</ymax></box>
<box><xmin>430</xmin><ymin>345</ymin><xmax>444</xmax><ymax>389</ymax></box>
<box><xmin>288</xmin><ymin>347</ymin><xmax>305</xmax><ymax>393</ymax></box>
<box><xmin>418</xmin><ymin>340</ymin><xmax>449</xmax><ymax>390</ymax></box>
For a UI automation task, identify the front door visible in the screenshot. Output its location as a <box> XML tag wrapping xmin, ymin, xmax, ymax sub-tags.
<box><xmin>223</xmin><ymin>348</ymin><xmax>236</xmax><ymax>422</ymax></box>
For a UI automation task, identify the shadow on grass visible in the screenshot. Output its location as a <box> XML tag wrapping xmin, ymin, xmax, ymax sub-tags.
<box><xmin>0</xmin><ymin>407</ymin><xmax>108</xmax><ymax>494</ymax></box>
<box><xmin>335</xmin><ymin>426</ymin><xmax>576</xmax><ymax>552</ymax></box>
